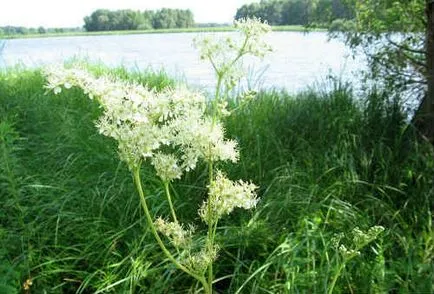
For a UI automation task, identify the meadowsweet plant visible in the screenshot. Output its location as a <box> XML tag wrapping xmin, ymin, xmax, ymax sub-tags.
<box><xmin>328</xmin><ymin>225</ymin><xmax>385</xmax><ymax>294</ymax></box>
<box><xmin>44</xmin><ymin>17</ymin><xmax>272</xmax><ymax>293</ymax></box>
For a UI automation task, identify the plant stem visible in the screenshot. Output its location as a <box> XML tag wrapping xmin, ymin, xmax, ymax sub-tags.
<box><xmin>206</xmin><ymin>71</ymin><xmax>221</xmax><ymax>292</ymax></box>
<box><xmin>215</xmin><ymin>74</ymin><xmax>222</xmax><ymax>102</ymax></box>
<box><xmin>207</xmin><ymin>159</ymin><xmax>215</xmax><ymax>294</ymax></box>
<box><xmin>133</xmin><ymin>167</ymin><xmax>209</xmax><ymax>293</ymax></box>
<box><xmin>203</xmin><ymin>34</ymin><xmax>248</xmax><ymax>293</ymax></box>
<box><xmin>328</xmin><ymin>262</ymin><xmax>345</xmax><ymax>294</ymax></box>
<box><xmin>164</xmin><ymin>181</ymin><xmax>178</xmax><ymax>224</ymax></box>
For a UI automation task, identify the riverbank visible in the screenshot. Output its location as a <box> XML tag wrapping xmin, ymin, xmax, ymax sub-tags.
<box><xmin>0</xmin><ymin>66</ymin><xmax>432</xmax><ymax>293</ymax></box>
<box><xmin>0</xmin><ymin>25</ymin><xmax>326</xmax><ymax>40</ymax></box>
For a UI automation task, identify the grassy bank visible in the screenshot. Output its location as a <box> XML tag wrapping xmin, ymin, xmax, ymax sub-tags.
<box><xmin>0</xmin><ymin>25</ymin><xmax>325</xmax><ymax>40</ymax></box>
<box><xmin>0</xmin><ymin>67</ymin><xmax>432</xmax><ymax>293</ymax></box>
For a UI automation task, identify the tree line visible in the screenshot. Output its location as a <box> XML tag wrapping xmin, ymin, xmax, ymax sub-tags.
<box><xmin>235</xmin><ymin>0</ymin><xmax>353</xmax><ymax>26</ymax></box>
<box><xmin>83</xmin><ymin>8</ymin><xmax>195</xmax><ymax>31</ymax></box>
<box><xmin>0</xmin><ymin>26</ymin><xmax>82</xmax><ymax>36</ymax></box>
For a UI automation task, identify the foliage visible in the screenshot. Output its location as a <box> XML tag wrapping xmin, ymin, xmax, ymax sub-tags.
<box><xmin>83</xmin><ymin>8</ymin><xmax>194</xmax><ymax>32</ymax></box>
<box><xmin>235</xmin><ymin>0</ymin><xmax>353</xmax><ymax>26</ymax></box>
<box><xmin>329</xmin><ymin>0</ymin><xmax>425</xmax><ymax>94</ymax></box>
<box><xmin>328</xmin><ymin>0</ymin><xmax>434</xmax><ymax>145</ymax></box>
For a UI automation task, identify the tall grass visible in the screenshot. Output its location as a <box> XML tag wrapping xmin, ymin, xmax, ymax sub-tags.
<box><xmin>0</xmin><ymin>67</ymin><xmax>432</xmax><ymax>293</ymax></box>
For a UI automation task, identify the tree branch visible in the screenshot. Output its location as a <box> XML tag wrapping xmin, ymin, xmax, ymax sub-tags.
<box><xmin>386</xmin><ymin>36</ymin><xmax>425</xmax><ymax>55</ymax></box>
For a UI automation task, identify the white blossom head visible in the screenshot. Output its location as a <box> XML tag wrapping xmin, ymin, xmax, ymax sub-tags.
<box><xmin>234</xmin><ymin>17</ymin><xmax>271</xmax><ymax>39</ymax></box>
<box><xmin>352</xmin><ymin>225</ymin><xmax>385</xmax><ymax>247</ymax></box>
<box><xmin>182</xmin><ymin>245</ymin><xmax>219</xmax><ymax>274</ymax></box>
<box><xmin>44</xmin><ymin>65</ymin><xmax>239</xmax><ymax>172</ymax></box>
<box><xmin>199</xmin><ymin>171</ymin><xmax>258</xmax><ymax>224</ymax></box>
<box><xmin>154</xmin><ymin>217</ymin><xmax>194</xmax><ymax>248</ymax></box>
<box><xmin>151</xmin><ymin>152</ymin><xmax>183</xmax><ymax>182</ymax></box>
<box><xmin>193</xmin><ymin>17</ymin><xmax>272</xmax><ymax>93</ymax></box>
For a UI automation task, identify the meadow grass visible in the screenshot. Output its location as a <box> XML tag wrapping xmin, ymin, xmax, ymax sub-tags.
<box><xmin>0</xmin><ymin>67</ymin><xmax>432</xmax><ymax>293</ymax></box>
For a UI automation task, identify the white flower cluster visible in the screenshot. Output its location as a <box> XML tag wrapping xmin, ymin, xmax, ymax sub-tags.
<box><xmin>338</xmin><ymin>244</ymin><xmax>361</xmax><ymax>259</ymax></box>
<box><xmin>154</xmin><ymin>217</ymin><xmax>194</xmax><ymax>247</ymax></box>
<box><xmin>330</xmin><ymin>232</ymin><xmax>345</xmax><ymax>248</ymax></box>
<box><xmin>193</xmin><ymin>17</ymin><xmax>272</xmax><ymax>92</ymax></box>
<box><xmin>352</xmin><ymin>225</ymin><xmax>385</xmax><ymax>248</ymax></box>
<box><xmin>199</xmin><ymin>171</ymin><xmax>258</xmax><ymax>225</ymax></box>
<box><xmin>234</xmin><ymin>17</ymin><xmax>273</xmax><ymax>58</ymax></box>
<box><xmin>151</xmin><ymin>152</ymin><xmax>183</xmax><ymax>182</ymax></box>
<box><xmin>332</xmin><ymin>225</ymin><xmax>385</xmax><ymax>260</ymax></box>
<box><xmin>44</xmin><ymin>65</ymin><xmax>239</xmax><ymax>174</ymax></box>
<box><xmin>182</xmin><ymin>246</ymin><xmax>219</xmax><ymax>274</ymax></box>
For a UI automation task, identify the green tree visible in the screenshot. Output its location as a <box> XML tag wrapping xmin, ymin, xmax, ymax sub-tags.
<box><xmin>137</xmin><ymin>11</ymin><xmax>154</xmax><ymax>30</ymax></box>
<box><xmin>235</xmin><ymin>0</ymin><xmax>350</xmax><ymax>26</ymax></box>
<box><xmin>235</xmin><ymin>3</ymin><xmax>261</xmax><ymax>20</ymax></box>
<box><xmin>175</xmin><ymin>9</ymin><xmax>194</xmax><ymax>28</ymax></box>
<box><xmin>84</xmin><ymin>8</ymin><xmax>194</xmax><ymax>31</ymax></box>
<box><xmin>153</xmin><ymin>8</ymin><xmax>177</xmax><ymax>29</ymax></box>
<box><xmin>330</xmin><ymin>0</ymin><xmax>433</xmax><ymax>142</ymax></box>
<box><xmin>262</xmin><ymin>0</ymin><xmax>285</xmax><ymax>25</ymax></box>
<box><xmin>84</xmin><ymin>9</ymin><xmax>112</xmax><ymax>31</ymax></box>
<box><xmin>37</xmin><ymin>26</ymin><xmax>46</xmax><ymax>34</ymax></box>
<box><xmin>281</xmin><ymin>0</ymin><xmax>313</xmax><ymax>25</ymax></box>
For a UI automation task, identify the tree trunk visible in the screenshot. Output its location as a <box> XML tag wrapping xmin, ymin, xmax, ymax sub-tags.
<box><xmin>414</xmin><ymin>1</ymin><xmax>434</xmax><ymax>144</ymax></box>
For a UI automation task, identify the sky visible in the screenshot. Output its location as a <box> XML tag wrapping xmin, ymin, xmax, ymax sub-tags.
<box><xmin>0</xmin><ymin>0</ymin><xmax>259</xmax><ymax>28</ymax></box>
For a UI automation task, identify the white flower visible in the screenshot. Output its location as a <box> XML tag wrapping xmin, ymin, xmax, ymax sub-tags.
<box><xmin>53</xmin><ymin>86</ymin><xmax>62</xmax><ymax>94</ymax></box>
<box><xmin>234</xmin><ymin>17</ymin><xmax>272</xmax><ymax>38</ymax></box>
<box><xmin>182</xmin><ymin>245</ymin><xmax>219</xmax><ymax>274</ymax></box>
<box><xmin>199</xmin><ymin>171</ymin><xmax>258</xmax><ymax>224</ymax></box>
<box><xmin>44</xmin><ymin>64</ymin><xmax>238</xmax><ymax>171</ymax></box>
<box><xmin>352</xmin><ymin>225</ymin><xmax>385</xmax><ymax>247</ymax></box>
<box><xmin>151</xmin><ymin>152</ymin><xmax>183</xmax><ymax>182</ymax></box>
<box><xmin>338</xmin><ymin>244</ymin><xmax>360</xmax><ymax>259</ymax></box>
<box><xmin>193</xmin><ymin>17</ymin><xmax>272</xmax><ymax>93</ymax></box>
<box><xmin>173</xmin><ymin>116</ymin><xmax>239</xmax><ymax>166</ymax></box>
<box><xmin>154</xmin><ymin>217</ymin><xmax>193</xmax><ymax>247</ymax></box>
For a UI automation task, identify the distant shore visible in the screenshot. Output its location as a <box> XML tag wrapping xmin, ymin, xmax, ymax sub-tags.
<box><xmin>0</xmin><ymin>25</ymin><xmax>326</xmax><ymax>40</ymax></box>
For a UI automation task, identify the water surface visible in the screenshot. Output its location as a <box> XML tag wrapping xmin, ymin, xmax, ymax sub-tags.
<box><xmin>1</xmin><ymin>32</ymin><xmax>365</xmax><ymax>92</ymax></box>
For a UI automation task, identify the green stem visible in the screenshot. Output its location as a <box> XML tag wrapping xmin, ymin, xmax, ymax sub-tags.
<box><xmin>212</xmin><ymin>73</ymin><xmax>223</xmax><ymax>122</ymax></box>
<box><xmin>163</xmin><ymin>181</ymin><xmax>180</xmax><ymax>254</ymax></box>
<box><xmin>228</xmin><ymin>35</ymin><xmax>250</xmax><ymax>71</ymax></box>
<box><xmin>207</xmin><ymin>160</ymin><xmax>215</xmax><ymax>294</ymax></box>
<box><xmin>215</xmin><ymin>74</ymin><xmax>222</xmax><ymax>101</ymax></box>
<box><xmin>202</xmin><ymin>33</ymin><xmax>249</xmax><ymax>293</ymax></box>
<box><xmin>328</xmin><ymin>262</ymin><xmax>345</xmax><ymax>294</ymax></box>
<box><xmin>133</xmin><ymin>167</ymin><xmax>209</xmax><ymax>292</ymax></box>
<box><xmin>164</xmin><ymin>181</ymin><xmax>178</xmax><ymax>224</ymax></box>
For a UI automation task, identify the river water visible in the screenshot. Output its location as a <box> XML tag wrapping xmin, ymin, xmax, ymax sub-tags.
<box><xmin>0</xmin><ymin>32</ymin><xmax>365</xmax><ymax>93</ymax></box>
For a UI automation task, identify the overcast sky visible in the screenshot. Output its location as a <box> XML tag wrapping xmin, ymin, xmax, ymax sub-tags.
<box><xmin>0</xmin><ymin>0</ymin><xmax>259</xmax><ymax>28</ymax></box>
